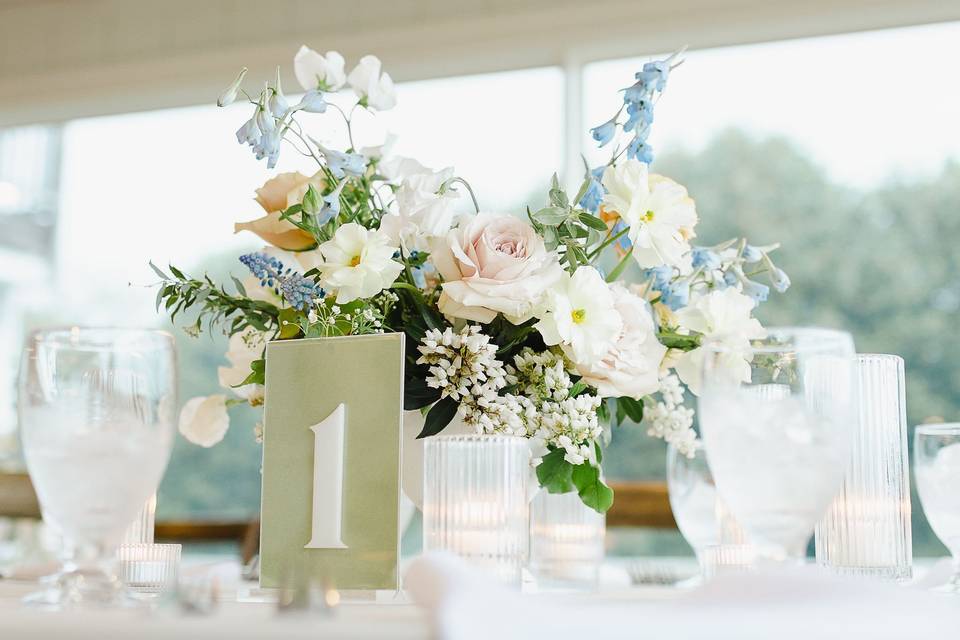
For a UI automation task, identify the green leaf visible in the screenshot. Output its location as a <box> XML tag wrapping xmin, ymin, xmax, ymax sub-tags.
<box><xmin>618</xmin><ymin>396</ymin><xmax>645</xmax><ymax>423</ymax></box>
<box><xmin>277</xmin><ymin>307</ymin><xmax>302</xmax><ymax>339</ymax></box>
<box><xmin>169</xmin><ymin>264</ymin><xmax>186</xmax><ymax>280</ymax></box>
<box><xmin>658</xmin><ymin>331</ymin><xmax>702</xmax><ymax>350</ymax></box>
<box><xmin>572</xmin><ymin>177</ymin><xmax>592</xmax><ymax>206</ymax></box>
<box><xmin>579</xmin><ymin>212</ymin><xmax>609</xmax><ymax>232</ymax></box>
<box><xmin>149</xmin><ymin>261</ymin><xmax>169</xmax><ymax>280</ymax></box>
<box><xmin>536</xmin><ymin>448</ymin><xmax>575</xmax><ymax>494</ymax></box>
<box><xmin>571</xmin><ymin>463</ymin><xmax>614</xmax><ymax>513</ymax></box>
<box><xmin>569</xmin><ymin>380</ymin><xmax>588</xmax><ymax>397</ymax></box>
<box><xmin>605</xmin><ymin>247</ymin><xmax>634</xmax><ymax>283</ymax></box>
<box><xmin>532</xmin><ymin>206</ymin><xmax>570</xmax><ymax>226</ymax></box>
<box><xmin>404</xmin><ymin>376</ymin><xmax>442</xmax><ymax>410</ymax></box>
<box><xmin>154</xmin><ymin>286</ymin><xmax>165</xmax><ymax>312</ymax></box>
<box><xmin>231</xmin><ymin>276</ymin><xmax>247</xmax><ymax>297</ymax></box>
<box><xmin>417</xmin><ymin>397</ymin><xmax>458</xmax><ymax>439</ymax></box>
<box><xmin>238</xmin><ymin>358</ymin><xmax>266</xmax><ymax>387</ymax></box>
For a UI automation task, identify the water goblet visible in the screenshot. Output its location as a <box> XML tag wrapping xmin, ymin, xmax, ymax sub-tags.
<box><xmin>914</xmin><ymin>423</ymin><xmax>960</xmax><ymax>592</ymax></box>
<box><xmin>697</xmin><ymin>327</ymin><xmax>856</xmax><ymax>564</ymax></box>
<box><xmin>667</xmin><ymin>442</ymin><xmax>749</xmax><ymax>578</ymax></box>
<box><xmin>18</xmin><ymin>327</ymin><xmax>177</xmax><ymax>607</ymax></box>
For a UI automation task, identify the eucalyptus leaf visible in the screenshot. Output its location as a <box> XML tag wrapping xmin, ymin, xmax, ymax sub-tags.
<box><xmin>579</xmin><ymin>212</ymin><xmax>609</xmax><ymax>232</ymax></box>
<box><xmin>532</xmin><ymin>206</ymin><xmax>570</xmax><ymax>226</ymax></box>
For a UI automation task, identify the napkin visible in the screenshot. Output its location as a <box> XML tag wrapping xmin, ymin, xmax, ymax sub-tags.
<box><xmin>405</xmin><ymin>553</ymin><xmax>959</xmax><ymax>640</ymax></box>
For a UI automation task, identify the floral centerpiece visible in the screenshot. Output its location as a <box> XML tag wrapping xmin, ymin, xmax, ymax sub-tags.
<box><xmin>158</xmin><ymin>46</ymin><xmax>789</xmax><ymax>512</ymax></box>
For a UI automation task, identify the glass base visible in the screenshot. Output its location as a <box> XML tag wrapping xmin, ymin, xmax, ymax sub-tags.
<box><xmin>23</xmin><ymin>566</ymin><xmax>133</xmax><ymax>610</ymax></box>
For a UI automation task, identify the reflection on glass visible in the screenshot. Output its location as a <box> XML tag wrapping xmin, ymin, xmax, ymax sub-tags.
<box><xmin>698</xmin><ymin>327</ymin><xmax>855</xmax><ymax>563</ymax></box>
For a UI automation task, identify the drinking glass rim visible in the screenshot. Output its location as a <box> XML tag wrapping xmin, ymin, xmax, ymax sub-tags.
<box><xmin>915</xmin><ymin>423</ymin><xmax>960</xmax><ymax>436</ymax></box>
<box><xmin>26</xmin><ymin>326</ymin><xmax>174</xmax><ymax>351</ymax></box>
<box><xmin>701</xmin><ymin>326</ymin><xmax>852</xmax><ymax>355</ymax></box>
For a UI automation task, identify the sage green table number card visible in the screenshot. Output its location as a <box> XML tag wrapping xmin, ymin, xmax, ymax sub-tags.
<box><xmin>260</xmin><ymin>333</ymin><xmax>404</xmax><ymax>590</ymax></box>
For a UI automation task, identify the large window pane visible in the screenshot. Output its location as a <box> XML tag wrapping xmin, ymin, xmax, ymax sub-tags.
<box><xmin>2</xmin><ymin>66</ymin><xmax>563</xmax><ymax>520</ymax></box>
<box><xmin>585</xmin><ymin>22</ymin><xmax>960</xmax><ymax>556</ymax></box>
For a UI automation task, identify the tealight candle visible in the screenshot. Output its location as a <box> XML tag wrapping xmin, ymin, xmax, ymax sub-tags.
<box><xmin>530</xmin><ymin>491</ymin><xmax>604</xmax><ymax>589</ymax></box>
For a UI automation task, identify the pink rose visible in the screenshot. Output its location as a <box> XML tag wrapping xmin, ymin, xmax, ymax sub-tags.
<box><xmin>573</xmin><ymin>283</ymin><xmax>666</xmax><ymax>399</ymax></box>
<box><xmin>431</xmin><ymin>213</ymin><xmax>564</xmax><ymax>323</ymax></box>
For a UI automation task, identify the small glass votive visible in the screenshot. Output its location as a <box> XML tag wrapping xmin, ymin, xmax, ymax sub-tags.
<box><xmin>530</xmin><ymin>491</ymin><xmax>604</xmax><ymax>590</ymax></box>
<box><xmin>422</xmin><ymin>435</ymin><xmax>529</xmax><ymax>586</ymax></box>
<box><xmin>815</xmin><ymin>354</ymin><xmax>912</xmax><ymax>581</ymax></box>
<box><xmin>117</xmin><ymin>543</ymin><xmax>181</xmax><ymax>595</ymax></box>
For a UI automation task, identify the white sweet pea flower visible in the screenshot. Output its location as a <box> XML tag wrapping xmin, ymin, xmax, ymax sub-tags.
<box><xmin>293</xmin><ymin>46</ymin><xmax>346</xmax><ymax>91</ymax></box>
<box><xmin>347</xmin><ymin>55</ymin><xmax>397</xmax><ymax>110</ymax></box>
<box><xmin>379</xmin><ymin>164</ymin><xmax>460</xmax><ymax>250</ymax></box>
<box><xmin>673</xmin><ymin>287</ymin><xmax>767</xmax><ymax>394</ymax></box>
<box><xmin>217</xmin><ymin>67</ymin><xmax>247</xmax><ymax>107</ymax></box>
<box><xmin>572</xmin><ymin>283</ymin><xmax>667</xmax><ymax>399</ymax></box>
<box><xmin>178</xmin><ymin>395</ymin><xmax>230</xmax><ymax>448</ymax></box>
<box><xmin>602</xmin><ymin>159</ymin><xmax>698</xmax><ymax>269</ymax></box>
<box><xmin>318</xmin><ymin>223</ymin><xmax>404</xmax><ymax>303</ymax></box>
<box><xmin>535</xmin><ymin>266</ymin><xmax>623</xmax><ymax>365</ymax></box>
<box><xmin>217</xmin><ymin>328</ymin><xmax>267</xmax><ymax>405</ymax></box>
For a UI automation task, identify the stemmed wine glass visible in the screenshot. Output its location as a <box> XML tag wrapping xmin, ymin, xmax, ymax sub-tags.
<box><xmin>697</xmin><ymin>327</ymin><xmax>855</xmax><ymax>564</ymax></box>
<box><xmin>914</xmin><ymin>423</ymin><xmax>960</xmax><ymax>592</ymax></box>
<box><xmin>18</xmin><ymin>328</ymin><xmax>176</xmax><ymax>607</ymax></box>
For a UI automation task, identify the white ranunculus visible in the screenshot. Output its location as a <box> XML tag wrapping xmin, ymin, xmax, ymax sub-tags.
<box><xmin>431</xmin><ymin>213</ymin><xmax>565</xmax><ymax>324</ymax></box>
<box><xmin>318</xmin><ymin>223</ymin><xmax>404</xmax><ymax>303</ymax></box>
<box><xmin>347</xmin><ymin>55</ymin><xmax>397</xmax><ymax>110</ymax></box>
<box><xmin>217</xmin><ymin>328</ymin><xmax>267</xmax><ymax>404</ymax></box>
<box><xmin>379</xmin><ymin>164</ymin><xmax>460</xmax><ymax>250</ymax></box>
<box><xmin>178</xmin><ymin>395</ymin><xmax>230</xmax><ymax>447</ymax></box>
<box><xmin>673</xmin><ymin>287</ymin><xmax>767</xmax><ymax>394</ymax></box>
<box><xmin>602</xmin><ymin>159</ymin><xmax>698</xmax><ymax>269</ymax></box>
<box><xmin>293</xmin><ymin>46</ymin><xmax>346</xmax><ymax>91</ymax></box>
<box><xmin>535</xmin><ymin>266</ymin><xmax>623</xmax><ymax>365</ymax></box>
<box><xmin>572</xmin><ymin>283</ymin><xmax>667</xmax><ymax>399</ymax></box>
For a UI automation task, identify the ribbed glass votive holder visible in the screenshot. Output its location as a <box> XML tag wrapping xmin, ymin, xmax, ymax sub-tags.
<box><xmin>815</xmin><ymin>354</ymin><xmax>912</xmax><ymax>580</ymax></box>
<box><xmin>530</xmin><ymin>490</ymin><xmax>604</xmax><ymax>590</ymax></box>
<box><xmin>117</xmin><ymin>543</ymin><xmax>181</xmax><ymax>595</ymax></box>
<box><xmin>422</xmin><ymin>435</ymin><xmax>529</xmax><ymax>586</ymax></box>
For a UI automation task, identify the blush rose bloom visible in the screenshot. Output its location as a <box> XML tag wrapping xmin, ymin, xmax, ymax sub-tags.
<box><xmin>234</xmin><ymin>172</ymin><xmax>324</xmax><ymax>250</ymax></box>
<box><xmin>571</xmin><ymin>283</ymin><xmax>667</xmax><ymax>399</ymax></box>
<box><xmin>430</xmin><ymin>213</ymin><xmax>564</xmax><ymax>324</ymax></box>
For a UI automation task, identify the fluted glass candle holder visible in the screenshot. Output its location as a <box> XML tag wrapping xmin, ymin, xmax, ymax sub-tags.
<box><xmin>815</xmin><ymin>354</ymin><xmax>912</xmax><ymax>580</ymax></box>
<box><xmin>423</xmin><ymin>435</ymin><xmax>529</xmax><ymax>586</ymax></box>
<box><xmin>530</xmin><ymin>491</ymin><xmax>604</xmax><ymax>590</ymax></box>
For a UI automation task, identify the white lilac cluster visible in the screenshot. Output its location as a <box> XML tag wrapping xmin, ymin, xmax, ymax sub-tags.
<box><xmin>643</xmin><ymin>374</ymin><xmax>696</xmax><ymax>457</ymax></box>
<box><xmin>505</xmin><ymin>348</ymin><xmax>603</xmax><ymax>465</ymax></box>
<box><xmin>417</xmin><ymin>325</ymin><xmax>508</xmax><ymax>418</ymax></box>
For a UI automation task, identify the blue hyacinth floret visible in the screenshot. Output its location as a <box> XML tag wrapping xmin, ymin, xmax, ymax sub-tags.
<box><xmin>239</xmin><ymin>252</ymin><xmax>324</xmax><ymax>311</ymax></box>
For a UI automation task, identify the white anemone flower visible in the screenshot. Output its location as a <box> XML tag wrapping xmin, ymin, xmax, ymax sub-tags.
<box><xmin>347</xmin><ymin>55</ymin><xmax>397</xmax><ymax>110</ymax></box>
<box><xmin>318</xmin><ymin>223</ymin><xmax>404</xmax><ymax>303</ymax></box>
<box><xmin>293</xmin><ymin>46</ymin><xmax>346</xmax><ymax>91</ymax></box>
<box><xmin>178</xmin><ymin>395</ymin><xmax>230</xmax><ymax>448</ymax></box>
<box><xmin>217</xmin><ymin>328</ymin><xmax>267</xmax><ymax>405</ymax></box>
<box><xmin>535</xmin><ymin>266</ymin><xmax>623</xmax><ymax>365</ymax></box>
<box><xmin>673</xmin><ymin>287</ymin><xmax>767</xmax><ymax>394</ymax></box>
<box><xmin>601</xmin><ymin>159</ymin><xmax>698</xmax><ymax>269</ymax></box>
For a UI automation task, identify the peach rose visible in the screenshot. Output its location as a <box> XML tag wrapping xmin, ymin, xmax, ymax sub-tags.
<box><xmin>430</xmin><ymin>213</ymin><xmax>564</xmax><ymax>324</ymax></box>
<box><xmin>234</xmin><ymin>172</ymin><xmax>324</xmax><ymax>250</ymax></box>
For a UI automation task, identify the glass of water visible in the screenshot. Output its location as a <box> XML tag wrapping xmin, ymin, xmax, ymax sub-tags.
<box><xmin>914</xmin><ymin>423</ymin><xmax>960</xmax><ymax>592</ymax></box>
<box><xmin>18</xmin><ymin>328</ymin><xmax>176</xmax><ymax>607</ymax></box>
<box><xmin>698</xmin><ymin>327</ymin><xmax>856</xmax><ymax>563</ymax></box>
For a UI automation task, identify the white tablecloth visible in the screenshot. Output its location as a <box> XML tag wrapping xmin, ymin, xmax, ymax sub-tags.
<box><xmin>1</xmin><ymin>556</ymin><xmax>958</xmax><ymax>639</ymax></box>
